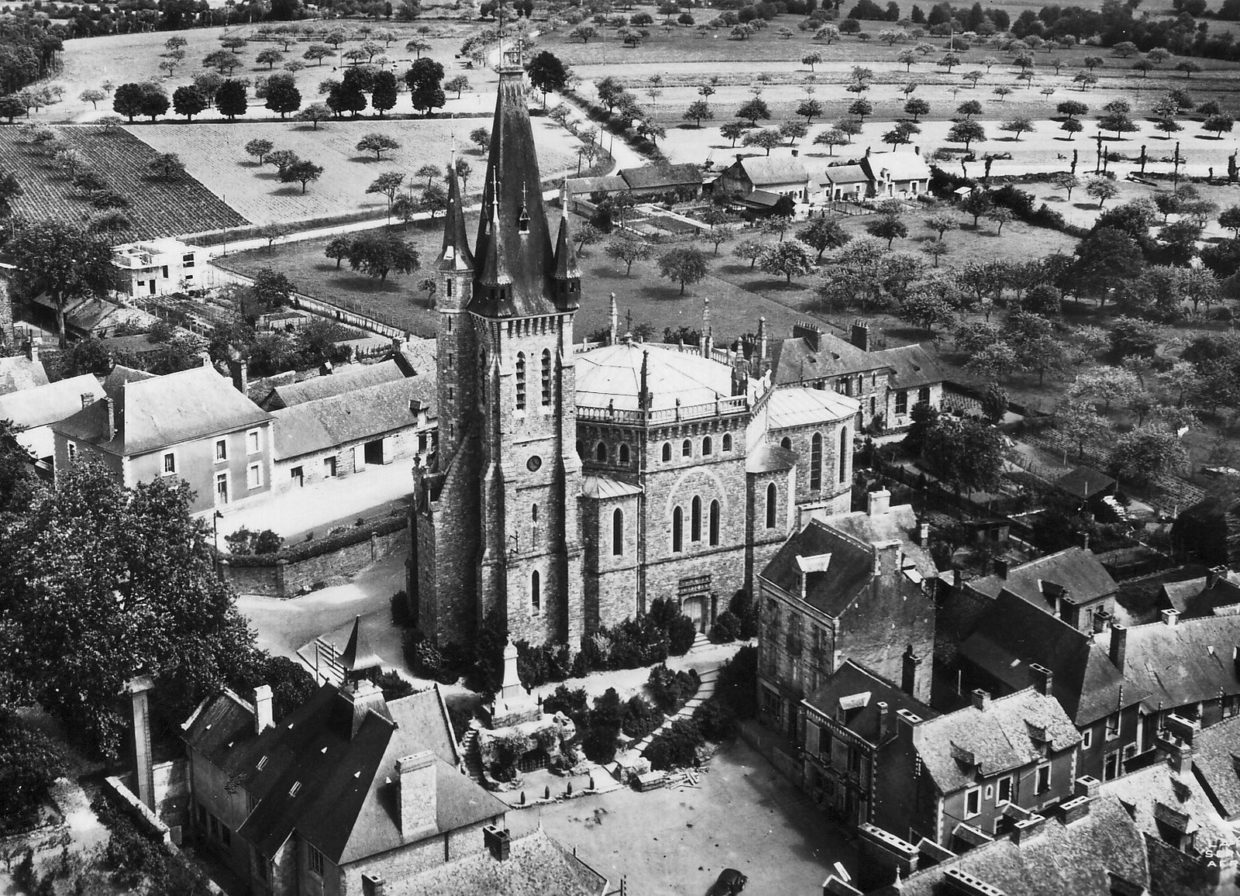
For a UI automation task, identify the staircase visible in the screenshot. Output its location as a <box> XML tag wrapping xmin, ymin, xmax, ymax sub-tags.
<box><xmin>461</xmin><ymin>726</ymin><xmax>485</xmax><ymax>783</ymax></box>
<box><xmin>690</xmin><ymin>632</ymin><xmax>710</xmax><ymax>652</ymax></box>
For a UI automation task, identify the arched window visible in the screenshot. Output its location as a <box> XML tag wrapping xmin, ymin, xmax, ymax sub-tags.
<box><xmin>531</xmin><ymin>570</ymin><xmax>541</xmax><ymax>613</ymax></box>
<box><xmin>612</xmin><ymin>508</ymin><xmax>624</xmax><ymax>556</ymax></box>
<box><xmin>722</xmin><ymin>433</ymin><xmax>733</xmax><ymax>452</ymax></box>
<box><xmin>703</xmin><ymin>436</ymin><xmax>713</xmax><ymax>456</ymax></box>
<box><xmin>541</xmin><ymin>350</ymin><xmax>552</xmax><ymax>406</ymax></box>
<box><xmin>595</xmin><ymin>442</ymin><xmax>607</xmax><ymax>463</ymax></box>
<box><xmin>515</xmin><ymin>352</ymin><xmax>526</xmax><ymax>410</ymax></box>
<box><xmin>662</xmin><ymin>442</ymin><xmax>672</xmax><ymax>462</ymax></box>
<box><xmin>839</xmin><ymin>427</ymin><xmax>849</xmax><ymax>483</ymax></box>
<box><xmin>691</xmin><ymin>496</ymin><xmax>702</xmax><ymax>542</ymax></box>
<box><xmin>766</xmin><ymin>483</ymin><xmax>778</xmax><ymax>529</ymax></box>
<box><xmin>780</xmin><ymin>437</ymin><xmax>792</xmax><ymax>451</ymax></box>
<box><xmin>682</xmin><ymin>439</ymin><xmax>692</xmax><ymax>458</ymax></box>
<box><xmin>672</xmin><ymin>507</ymin><xmax>683</xmax><ymax>552</ymax></box>
<box><xmin>709</xmin><ymin>500</ymin><xmax>720</xmax><ymax>546</ymax></box>
<box><xmin>619</xmin><ymin>444</ymin><xmax>630</xmax><ymax>465</ymax></box>
<box><xmin>810</xmin><ymin>433</ymin><xmax>823</xmax><ymax>491</ymax></box>
<box><xmin>532</xmin><ymin>503</ymin><xmax>539</xmax><ymax>524</ymax></box>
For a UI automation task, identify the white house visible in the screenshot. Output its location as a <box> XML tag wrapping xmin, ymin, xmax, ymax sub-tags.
<box><xmin>112</xmin><ymin>238</ymin><xmax>213</xmax><ymax>297</ymax></box>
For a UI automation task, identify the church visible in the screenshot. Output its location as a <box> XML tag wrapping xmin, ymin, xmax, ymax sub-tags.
<box><xmin>407</xmin><ymin>53</ymin><xmax>859</xmax><ymax>650</ymax></box>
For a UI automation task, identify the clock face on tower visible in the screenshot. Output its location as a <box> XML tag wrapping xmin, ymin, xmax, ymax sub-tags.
<box><xmin>527</xmin><ymin>456</ymin><xmax>542</xmax><ymax>472</ymax></box>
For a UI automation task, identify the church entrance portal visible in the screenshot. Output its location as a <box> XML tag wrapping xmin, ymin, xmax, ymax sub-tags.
<box><xmin>677</xmin><ymin>574</ymin><xmax>714</xmax><ymax>633</ymax></box>
<box><xmin>682</xmin><ymin>595</ymin><xmax>709</xmax><ymax>633</ymax></box>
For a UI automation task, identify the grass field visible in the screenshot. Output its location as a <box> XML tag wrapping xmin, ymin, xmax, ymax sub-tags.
<box><xmin>0</xmin><ymin>124</ymin><xmax>247</xmax><ymax>239</ymax></box>
<box><xmin>129</xmin><ymin>115</ymin><xmax>580</xmax><ymax>226</ymax></box>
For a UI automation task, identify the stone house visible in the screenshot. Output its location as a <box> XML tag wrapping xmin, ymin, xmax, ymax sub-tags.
<box><xmin>0</xmin><ymin>371</ymin><xmax>102</xmax><ymax>463</ymax></box>
<box><xmin>52</xmin><ymin>363</ymin><xmax>274</xmax><ymax>514</ymax></box>
<box><xmin>756</xmin><ymin>491</ymin><xmax>937</xmax><ymax>755</ymax></box>
<box><xmin>961</xmin><ymin>547</ymin><xmax>1120</xmax><ymax>636</ymax></box>
<box><xmin>859</xmin><ymin>149</ymin><xmax>932</xmax><ymax>200</ymax></box>
<box><xmin>618</xmin><ymin>163</ymin><xmax>703</xmax><ymax>200</ymax></box>
<box><xmin>1190</xmin><ymin>715</ymin><xmax>1240</xmax><ymax>824</ymax></box>
<box><xmin>715</xmin><ymin>156</ymin><xmax>811</xmax><ymax>205</ymax></box>
<box><xmin>815</xmin><ymin>165</ymin><xmax>870</xmax><ymax>203</ymax></box>
<box><xmin>872</xmin><ymin>343</ymin><xmax>946</xmax><ymax>431</ymax></box>
<box><xmin>874</xmin><ymin>687</ymin><xmax>1082</xmax><ymax>849</ymax></box>
<box><xmin>182</xmin><ymin>679</ymin><xmax>507</xmax><ymax>896</ymax></box>
<box><xmin>0</xmin><ymin>338</ymin><xmax>48</xmax><ymax>396</ymax></box>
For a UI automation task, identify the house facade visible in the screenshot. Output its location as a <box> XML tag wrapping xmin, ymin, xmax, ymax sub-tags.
<box><xmin>112</xmin><ymin>238</ymin><xmax>211</xmax><ymax>297</ymax></box>
<box><xmin>860</xmin><ymin>150</ymin><xmax>932</xmax><ymax>200</ymax></box>
<box><xmin>0</xmin><ymin>372</ymin><xmax>103</xmax><ymax>462</ymax></box>
<box><xmin>716</xmin><ymin>156</ymin><xmax>811</xmax><ymax>205</ymax></box>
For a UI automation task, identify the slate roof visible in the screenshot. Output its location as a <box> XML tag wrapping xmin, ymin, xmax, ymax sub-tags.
<box><xmin>761</xmin><ymin>386</ymin><xmax>858</xmax><ymax>431</ymax></box>
<box><xmin>769</xmin><ymin>330</ymin><xmax>890</xmax><ymax>386</ymax></box>
<box><xmin>575</xmin><ymin>342</ymin><xmax>741</xmax><ymax>413</ymax></box>
<box><xmin>818</xmin><ymin>164</ymin><xmax>870</xmax><ymax>185</ymax></box>
<box><xmin>966</xmin><ymin>547</ymin><xmax>1118</xmax><ymax>610</ymax></box>
<box><xmin>1161</xmin><ymin>573</ymin><xmax>1240</xmax><ymax>618</ymax></box>
<box><xmin>861</xmin><ymin>151</ymin><xmax>932</xmax><ymax>183</ymax></box>
<box><xmin>565</xmin><ymin>175</ymin><xmax>628</xmax><ymax>195</ymax></box>
<box><xmin>745</xmin><ymin>443</ymin><xmax>798</xmax><ymax>474</ymax></box>
<box><xmin>732</xmin><ymin>156</ymin><xmax>810</xmax><ymax>186</ymax></box>
<box><xmin>803</xmin><ymin>660</ymin><xmax>936</xmax><ymax>744</ymax></box>
<box><xmin>822</xmin><ymin>503</ymin><xmax>939</xmax><ymax>581</ymax></box>
<box><xmin>53</xmin><ymin>366</ymin><xmax>272</xmax><ymax>457</ymax></box>
<box><xmin>0</xmin><ymin>354</ymin><xmax>48</xmax><ymax>395</ymax></box>
<box><xmin>872</xmin><ymin>343</ymin><xmax>946</xmax><ymax>391</ymax></box>
<box><xmin>1096</xmin><ymin>615</ymin><xmax>1240</xmax><ymax>713</ymax></box>
<box><xmin>959</xmin><ymin>590</ymin><xmax>1135</xmax><ymax>726</ymax></box>
<box><xmin>619</xmin><ymin>163</ymin><xmax>702</xmax><ymax>190</ymax></box>
<box><xmin>912</xmin><ymin>688</ymin><xmax>1080</xmax><ymax>794</ymax></box>
<box><xmin>183</xmin><ymin>682</ymin><xmax>499</xmax><ymax>866</ymax></box>
<box><xmin>0</xmin><ymin>373</ymin><xmax>102</xmax><ymax>430</ymax></box>
<box><xmin>1102</xmin><ymin>759</ymin><xmax>1235</xmax><ymax>849</ymax></box>
<box><xmin>260</xmin><ymin>360</ymin><xmax>407</xmax><ymax>410</ymax></box>
<box><xmin>1052</xmin><ymin>465</ymin><xmax>1117</xmax><ymax>501</ymax></box>
<box><xmin>1190</xmin><ymin>715</ymin><xmax>1240</xmax><ymax>820</ymax></box>
<box><xmin>271</xmin><ymin>376</ymin><xmax>434</xmax><ymax>460</ymax></box>
<box><xmin>387</xmin><ymin>828</ymin><xmax>608</xmax><ymax>896</ymax></box>
<box><xmin>893</xmin><ymin>795</ymin><xmax>1148</xmax><ymax>896</ymax></box>
<box><xmin>393</xmin><ymin>337</ymin><xmax>436</xmax><ymax>379</ymax></box>
<box><xmin>581</xmin><ymin>475</ymin><xmax>643</xmax><ymax>500</ymax></box>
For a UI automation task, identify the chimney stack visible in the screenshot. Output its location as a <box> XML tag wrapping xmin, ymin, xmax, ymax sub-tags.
<box><xmin>81</xmin><ymin>392</ymin><xmax>94</xmax><ymax>409</ymax></box>
<box><xmin>971</xmin><ymin>689</ymin><xmax>991</xmax><ymax>712</ymax></box>
<box><xmin>993</xmin><ymin>558</ymin><xmax>1009</xmax><ymax>579</ymax></box>
<box><xmin>902</xmin><ymin>645</ymin><xmax>921</xmax><ymax>698</ymax></box>
<box><xmin>125</xmin><ymin>676</ymin><xmax>156</xmax><ymax>810</ymax></box>
<box><xmin>361</xmin><ymin>874</ymin><xmax>387</xmax><ymax>896</ymax></box>
<box><xmin>867</xmin><ymin>489</ymin><xmax>891</xmax><ymax>517</ymax></box>
<box><xmin>877</xmin><ymin>701</ymin><xmax>890</xmax><ymax>743</ymax></box>
<box><xmin>396</xmin><ymin>752</ymin><xmax>438</xmax><ymax>840</ymax></box>
<box><xmin>1161</xmin><ymin>609</ymin><xmax>1179</xmax><ymax>627</ymax></box>
<box><xmin>896</xmin><ymin>708</ymin><xmax>922</xmax><ymax>744</ymax></box>
<box><xmin>1030</xmin><ymin>663</ymin><xmax>1054</xmax><ymax>697</ymax></box>
<box><xmin>228</xmin><ymin>358</ymin><xmax>248</xmax><ymax>395</ymax></box>
<box><xmin>916</xmin><ymin>523</ymin><xmax>930</xmax><ymax>546</ymax></box>
<box><xmin>104</xmin><ymin>396</ymin><xmax>116</xmax><ymax>442</ymax></box>
<box><xmin>483</xmin><ymin>824</ymin><xmax>511</xmax><ymax>861</ymax></box>
<box><xmin>254</xmin><ymin>684</ymin><xmax>273</xmax><ymax>734</ymax></box>
<box><xmin>1109</xmin><ymin>624</ymin><xmax>1128</xmax><ymax>670</ymax></box>
<box><xmin>850</xmin><ymin>320</ymin><xmax>872</xmax><ymax>352</ymax></box>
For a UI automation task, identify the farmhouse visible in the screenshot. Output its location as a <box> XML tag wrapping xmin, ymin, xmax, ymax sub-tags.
<box><xmin>860</xmin><ymin>150</ymin><xmax>932</xmax><ymax>199</ymax></box>
<box><xmin>815</xmin><ymin>164</ymin><xmax>870</xmax><ymax>203</ymax></box>
<box><xmin>716</xmin><ymin>156</ymin><xmax>811</xmax><ymax>207</ymax></box>
<box><xmin>617</xmin><ymin>163</ymin><xmax>703</xmax><ymax>199</ymax></box>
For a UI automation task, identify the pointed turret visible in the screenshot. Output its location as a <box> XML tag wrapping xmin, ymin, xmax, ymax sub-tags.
<box><xmin>469</xmin><ymin>65</ymin><xmax>557</xmax><ymax>318</ymax></box>
<box><xmin>552</xmin><ymin>180</ymin><xmax>581</xmax><ymax>309</ymax></box>
<box><xmin>439</xmin><ymin>168</ymin><xmax>474</xmax><ymax>274</ymax></box>
<box><xmin>608</xmin><ymin>292</ymin><xmax>618</xmax><ymax>345</ymax></box>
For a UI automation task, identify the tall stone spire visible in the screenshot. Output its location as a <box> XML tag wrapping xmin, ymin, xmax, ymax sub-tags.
<box><xmin>552</xmin><ymin>180</ymin><xmax>581</xmax><ymax>309</ymax></box>
<box><xmin>439</xmin><ymin>168</ymin><xmax>474</xmax><ymax>274</ymax></box>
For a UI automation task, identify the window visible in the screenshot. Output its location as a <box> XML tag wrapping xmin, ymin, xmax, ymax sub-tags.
<box><xmin>445</xmin><ymin>278</ymin><xmax>454</xmax><ymax>298</ymax></box>
<box><xmin>1035</xmin><ymin>764</ymin><xmax>1051</xmax><ymax>795</ymax></box>
<box><xmin>766</xmin><ymin>483</ymin><xmax>778</xmax><ymax>529</ymax></box>
<box><xmin>672</xmin><ymin>507</ymin><xmax>683</xmax><ymax>552</ymax></box>
<box><xmin>532</xmin><ymin>504</ymin><xmax>539</xmax><ymax>524</ymax></box>
<box><xmin>839</xmin><ymin>426</ymin><xmax>849</xmax><ymax>483</ymax></box>
<box><xmin>780</xmin><ymin>436</ymin><xmax>792</xmax><ymax>450</ymax></box>
<box><xmin>662</xmin><ymin>442</ymin><xmax>672</xmax><ymax>462</ymax></box>
<box><xmin>996</xmin><ymin>776</ymin><xmax>1012</xmax><ymax>805</ymax></box>
<box><xmin>709</xmin><ymin>500</ymin><xmax>720</xmax><ymax>546</ymax></box>
<box><xmin>541</xmin><ymin>350</ymin><xmax>552</xmax><ymax>406</ymax></box>
<box><xmin>918</xmin><ymin>386</ymin><xmax>931</xmax><ymax>405</ymax></box>
<box><xmin>308</xmin><ymin>845</ymin><xmax>324</xmax><ymax>877</ymax></box>
<box><xmin>247</xmin><ymin>429</ymin><xmax>260</xmax><ymax>454</ymax></box>
<box><xmin>215</xmin><ymin>439</ymin><xmax>227</xmax><ymax>462</ymax></box>
<box><xmin>965</xmin><ymin>787</ymin><xmax>981</xmax><ymax>817</ymax></box>
<box><xmin>595</xmin><ymin>442</ymin><xmax>607</xmax><ymax>463</ymax></box>
<box><xmin>722</xmin><ymin>433</ymin><xmax>732</xmax><ymax>452</ymax></box>
<box><xmin>691</xmin><ymin>496</ymin><xmax>702</xmax><ymax>542</ymax></box>
<box><xmin>810</xmin><ymin>433</ymin><xmax>822</xmax><ymax>491</ymax></box>
<box><xmin>67</xmin><ymin>442</ymin><xmax>77</xmax><ymax>462</ymax></box>
<box><xmin>1106</xmin><ymin>712</ymin><xmax>1120</xmax><ymax>740</ymax></box>
<box><xmin>162</xmin><ymin>452</ymin><xmax>176</xmax><ymax>475</ymax></box>
<box><xmin>215</xmin><ymin>472</ymin><xmax>229</xmax><ymax>504</ymax></box>
<box><xmin>1081</xmin><ymin>729</ymin><xmax>1093</xmax><ymax>750</ymax></box>
<box><xmin>619</xmin><ymin>444</ymin><xmax>630</xmax><ymax>465</ymax></box>
<box><xmin>515</xmin><ymin>352</ymin><xmax>527</xmax><ymax>410</ymax></box>
<box><xmin>612</xmin><ymin>508</ymin><xmax>624</xmax><ymax>556</ymax></box>
<box><xmin>703</xmin><ymin>436</ymin><xmax>713</xmax><ymax>456</ymax></box>
<box><xmin>895</xmin><ymin>390</ymin><xmax>909</xmax><ymax>415</ymax></box>
<box><xmin>682</xmin><ymin>439</ymin><xmax>692</xmax><ymax>458</ymax></box>
<box><xmin>247</xmin><ymin>463</ymin><xmax>262</xmax><ymax>490</ymax></box>
<box><xmin>531</xmin><ymin>570</ymin><xmax>541</xmax><ymax>614</ymax></box>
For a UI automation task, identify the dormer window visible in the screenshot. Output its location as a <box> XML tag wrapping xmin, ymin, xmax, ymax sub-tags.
<box><xmin>517</xmin><ymin>207</ymin><xmax>530</xmax><ymax>234</ymax></box>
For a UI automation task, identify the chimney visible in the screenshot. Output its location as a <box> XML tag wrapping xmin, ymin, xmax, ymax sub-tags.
<box><xmin>361</xmin><ymin>874</ymin><xmax>387</xmax><ymax>896</ymax></box>
<box><xmin>1010</xmin><ymin>814</ymin><xmax>1046</xmax><ymax>845</ymax></box>
<box><xmin>793</xmin><ymin>322</ymin><xmax>821</xmax><ymax>352</ymax></box>
<box><xmin>916</xmin><ymin>523</ymin><xmax>930</xmax><ymax>546</ymax></box>
<box><xmin>902</xmin><ymin>645</ymin><xmax>921</xmax><ymax>698</ymax></box>
<box><xmin>1059</xmin><ymin>795</ymin><xmax>1092</xmax><ymax>824</ymax></box>
<box><xmin>896</xmin><ymin>708</ymin><xmax>921</xmax><ymax>744</ymax></box>
<box><xmin>1080</xmin><ymin>531</ymin><xmax>1090</xmax><ymax>551</ymax></box>
<box><xmin>483</xmin><ymin>824</ymin><xmax>511</xmax><ymax>861</ymax></box>
<box><xmin>1074</xmin><ymin>775</ymin><xmax>1101</xmax><ymax>800</ymax></box>
<box><xmin>396</xmin><ymin>751</ymin><xmax>438</xmax><ymax>839</ymax></box>
<box><xmin>103</xmin><ymin>396</ymin><xmax>116</xmax><ymax>442</ymax></box>
<box><xmin>1161</xmin><ymin>609</ymin><xmax>1179</xmax><ymax>627</ymax></box>
<box><xmin>227</xmin><ymin>358</ymin><xmax>248</xmax><ymax>395</ymax></box>
<box><xmin>1109</xmin><ymin>624</ymin><xmax>1128</xmax><ymax>670</ymax></box>
<box><xmin>867</xmin><ymin>489</ymin><xmax>891</xmax><ymax>517</ymax></box>
<box><xmin>1168</xmin><ymin>738</ymin><xmax>1193</xmax><ymax>774</ymax></box>
<box><xmin>1030</xmin><ymin>663</ymin><xmax>1053</xmax><ymax>696</ymax></box>
<box><xmin>971</xmin><ymin>689</ymin><xmax>991</xmax><ymax>712</ymax></box>
<box><xmin>254</xmin><ymin>684</ymin><xmax>273</xmax><ymax>734</ymax></box>
<box><xmin>125</xmin><ymin>676</ymin><xmax>156</xmax><ymax>810</ymax></box>
<box><xmin>993</xmin><ymin>558</ymin><xmax>1009</xmax><ymax>579</ymax></box>
<box><xmin>850</xmin><ymin>320</ymin><xmax>872</xmax><ymax>352</ymax></box>
<box><xmin>877</xmin><ymin>701</ymin><xmax>890</xmax><ymax>743</ymax></box>
<box><xmin>80</xmin><ymin>392</ymin><xmax>94</xmax><ymax>409</ymax></box>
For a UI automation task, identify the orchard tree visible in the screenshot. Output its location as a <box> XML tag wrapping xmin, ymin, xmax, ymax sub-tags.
<box><xmin>1054</xmin><ymin>171</ymin><xmax>1079</xmax><ymax>200</ymax></box>
<box><xmin>7</xmin><ymin>221</ymin><xmax>117</xmax><ymax>346</ymax></box>
<box><xmin>743</xmin><ymin>128</ymin><xmax>783</xmax><ymax>155</ymax></box>
<box><xmin>760</xmin><ymin>241</ymin><xmax>814</xmax><ymax>283</ymax></box>
<box><xmin>325</xmin><ymin>235</ymin><xmax>351</xmax><ymax>268</ymax></box>
<box><xmin>922</xmin><ymin>417</ymin><xmax>1006</xmax><ymax>495</ymax></box>
<box><xmin>172</xmin><ymin>85</ymin><xmax>207</xmax><ymax>120</ymax></box>
<box><xmin>79</xmin><ymin>87</ymin><xmax>106</xmax><ymax>109</ymax></box>
<box><xmin>866</xmin><ymin>212</ymin><xmax>909</xmax><ymax>248</ymax></box>
<box><xmin>684</xmin><ymin>100</ymin><xmax>713</xmax><ymax>127</ymax></box>
<box><xmin>296</xmin><ymin>102</ymin><xmax>332</xmax><ymax>129</ymax></box>
<box><xmin>720</xmin><ymin>121</ymin><xmax>747</xmax><ymax>146</ymax></box>
<box><xmin>1086</xmin><ymin>177</ymin><xmax>1119</xmax><ymax>209</ymax></box>
<box><xmin>736</xmin><ymin>98</ymin><xmax>770</xmax><ymax>126</ymax></box>
<box><xmin>366</xmin><ymin>171</ymin><xmax>405</xmax><ymax>208</ymax></box>
<box><xmin>444</xmin><ymin>75</ymin><xmax>470</xmax><ymax>99</ymax></box>
<box><xmin>999</xmin><ymin>116</ymin><xmax>1034</xmax><ymax>139</ymax></box>
<box><xmin>904</xmin><ymin>97</ymin><xmax>930</xmax><ymax>121</ymax></box>
<box><xmin>1204</xmin><ymin>114</ymin><xmax>1234</xmax><ymax>138</ymax></box>
<box><xmin>960</xmin><ymin>190</ymin><xmax>993</xmax><ymax>226</ymax></box>
<box><xmin>1057</xmin><ymin>100</ymin><xmax>1088</xmax><ymax>119</ymax></box>
<box><xmin>797</xmin><ymin>217</ymin><xmax>851</xmax><ymax>261</ymax></box>
<box><xmin>148</xmin><ymin>152</ymin><xmax>183</xmax><ymax>180</ymax></box>
<box><xmin>257</xmin><ymin>48</ymin><xmax>284</xmax><ymax>70</ymax></box>
<box><xmin>280</xmin><ymin>159</ymin><xmax>324</xmax><ymax>193</ymax></box>
<box><xmin>604</xmin><ymin>236</ymin><xmax>653</xmax><ymax>275</ymax></box>
<box><xmin>947</xmin><ymin>119</ymin><xmax>985</xmax><ymax>149</ymax></box>
<box><xmin>215</xmin><ymin>79</ymin><xmax>248</xmax><ymax>120</ymax></box>
<box><xmin>658</xmin><ymin>246</ymin><xmax>709</xmax><ymax>295</ymax></box>
<box><xmin>347</xmin><ymin>232</ymin><xmax>419</xmax><ymax>281</ymax></box>
<box><xmin>526</xmin><ymin>51</ymin><xmax>570</xmax><ymax>107</ymax></box>
<box><xmin>814</xmin><ymin>128</ymin><xmax>847</xmax><ymax>154</ymax></box>
<box><xmin>357</xmin><ymin>132</ymin><xmax>400</xmax><ymax>160</ymax></box>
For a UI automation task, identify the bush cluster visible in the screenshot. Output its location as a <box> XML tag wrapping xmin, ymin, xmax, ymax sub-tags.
<box><xmin>646</xmin><ymin>664</ymin><xmax>700</xmax><ymax>713</ymax></box>
<box><xmin>709</xmin><ymin>590</ymin><xmax>760</xmax><ymax>643</ymax></box>
<box><xmin>92</xmin><ymin>791</ymin><xmax>212</xmax><ymax>896</ymax></box>
<box><xmin>645</xmin><ymin>718</ymin><xmax>704</xmax><ymax>770</ymax></box>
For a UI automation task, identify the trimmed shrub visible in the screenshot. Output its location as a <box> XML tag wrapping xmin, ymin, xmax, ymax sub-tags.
<box><xmin>709</xmin><ymin>610</ymin><xmax>741</xmax><ymax>643</ymax></box>
<box><xmin>621</xmin><ymin>695</ymin><xmax>664</xmax><ymax>740</ymax></box>
<box><xmin>715</xmin><ymin>646</ymin><xmax>758</xmax><ymax>719</ymax></box>
<box><xmin>647</xmin><ymin>664</ymin><xmax>700</xmax><ymax>713</ymax></box>
<box><xmin>645</xmin><ymin>718</ymin><xmax>704</xmax><ymax>770</ymax></box>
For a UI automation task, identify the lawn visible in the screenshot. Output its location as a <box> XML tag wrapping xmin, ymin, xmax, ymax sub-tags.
<box><xmin>0</xmin><ymin>124</ymin><xmax>247</xmax><ymax>239</ymax></box>
<box><xmin>130</xmin><ymin>115</ymin><xmax>581</xmax><ymax>227</ymax></box>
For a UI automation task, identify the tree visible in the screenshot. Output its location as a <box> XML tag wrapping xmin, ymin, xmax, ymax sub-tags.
<box><xmin>405</xmin><ymin>57</ymin><xmax>445</xmax><ymax>116</ymax></box>
<box><xmin>347</xmin><ymin>232</ymin><xmax>419</xmax><ymax>281</ymax></box>
<box><xmin>900</xmin><ymin>279</ymin><xmax>957</xmax><ymax>332</ymax></box>
<box><xmin>736</xmin><ymin>98</ymin><xmax>770</xmax><ymax>126</ymax></box>
<box><xmin>959</xmin><ymin>190</ymin><xmax>993</xmax><ymax>226</ymax></box>
<box><xmin>866</xmin><ymin>213</ymin><xmax>909</xmax><ymax>248</ymax></box>
<box><xmin>922</xmin><ymin>417</ymin><xmax>1006</xmax><ymax>495</ymax></box>
<box><xmin>797</xmin><ymin>218</ymin><xmax>851</xmax><ymax>262</ymax></box>
<box><xmin>1069</xmin><ymin>365</ymin><xmax>1142</xmax><ymax>414</ymax></box>
<box><xmin>267</xmin><ymin>149</ymin><xmax>299</xmax><ymax>173</ymax></box>
<box><xmin>257</xmin><ymin>48</ymin><xmax>284</xmax><ymax>70</ymax></box>
<box><xmin>139</xmin><ymin>86</ymin><xmax>170</xmax><ymax>122</ymax></box>
<box><xmin>280</xmin><ymin>159</ymin><xmax>323</xmax><ymax>193</ymax></box>
<box><xmin>947</xmin><ymin>119</ymin><xmax>985</xmax><ymax>149</ymax></box>
<box><xmin>111</xmin><ymin>83</ymin><xmax>146</xmax><ymax>122</ymax></box>
<box><xmin>1099</xmin><ymin>106</ymin><xmax>1138</xmax><ymax>138</ymax></box>
<box><xmin>814</xmin><ymin>128</ymin><xmax>847</xmax><ymax>155</ymax></box>
<box><xmin>303</xmin><ymin>44</ymin><xmax>334</xmax><ymax>66</ymax></box>
<box><xmin>80</xmin><ymin>87</ymin><xmax>106</xmax><ymax>110</ymax></box>
<box><xmin>203</xmin><ymin>49</ymin><xmax>241</xmax><ymax>75</ymax></box>
<box><xmin>148</xmin><ymin>152</ymin><xmax>183</xmax><ymax>181</ymax></box>
<box><xmin>999</xmin><ymin>116</ymin><xmax>1033</xmax><ymax>140</ymax></box>
<box><xmin>0</xmin><ymin>708</ymin><xmax>67</xmax><ymax>833</ymax></box>
<box><xmin>245</xmin><ymin>139</ymin><xmax>275</xmax><ymax>167</ymax></box>
<box><xmin>957</xmin><ymin>99</ymin><xmax>983</xmax><ymax>119</ymax></box>
<box><xmin>215</xmin><ymin>79</ymin><xmax>248</xmax><ymax>120</ymax></box>
<box><xmin>658</xmin><ymin>247</ymin><xmax>708</xmax><ymax>295</ymax></box>
<box><xmin>367</xmin><ymin>171</ymin><xmax>405</xmax><ymax>208</ymax></box>
<box><xmin>938</xmin><ymin>52</ymin><xmax>961</xmax><ymax>72</ymax></box>
<box><xmin>7</xmin><ymin>222</ymin><xmax>116</xmax><ymax>347</ymax></box>
<box><xmin>988</xmin><ymin>206</ymin><xmax>1014</xmax><ymax>235</ymax></box>
<box><xmin>848</xmin><ymin>98</ymin><xmax>873</xmax><ymax>122</ymax></box>
<box><xmin>604</xmin><ymin>236</ymin><xmax>653</xmax><ymax>275</ymax></box>
<box><xmin>803</xmin><ymin>52</ymin><xmax>823</xmax><ymax>71</ymax></box>
<box><xmin>169</xmin><ymin>85</ymin><xmax>205</xmax><ymax>121</ymax></box>
<box><xmin>904</xmin><ymin>97</ymin><xmax>930</xmax><ymax>121</ymax></box>
<box><xmin>325</xmin><ymin>236</ymin><xmax>351</xmax><ymax>269</ymax></box>
<box><xmin>526</xmin><ymin>51</ymin><xmax>569</xmax><ymax>107</ymax></box>
<box><xmin>743</xmin><ymin>128</ymin><xmax>782</xmax><ymax>156</ymax></box>
<box><xmin>922</xmin><ymin>238</ymin><xmax>950</xmax><ymax>267</ymax></box>
<box><xmin>444</xmin><ymin>75</ymin><xmax>470</xmax><ymax>99</ymax></box>
<box><xmin>265</xmin><ymin>79</ymin><xmax>301</xmax><ymax>118</ymax></box>
<box><xmin>1086</xmin><ymin>177</ymin><xmax>1119</xmax><ymax>209</ymax></box>
<box><xmin>0</xmin><ymin>464</ymin><xmax>257</xmax><ymax>759</ymax></box>
<box><xmin>760</xmin><ymin>241</ymin><xmax>814</xmax><ymax>283</ymax></box>
<box><xmin>898</xmin><ymin>49</ymin><xmax>919</xmax><ymax>71</ymax></box>
<box><xmin>1109</xmin><ymin>425</ymin><xmax>1187</xmax><ymax>485</ymax></box>
<box><xmin>1054</xmin><ymin>172</ymin><xmax>1079</xmax><ymax>200</ymax></box>
<box><xmin>571</xmin><ymin>25</ymin><xmax>597</xmax><ymax>43</ymax></box>
<box><xmin>1204</xmin><ymin>114</ymin><xmax>1234</xmax><ymax>139</ymax></box>
<box><xmin>357</xmin><ymin>132</ymin><xmax>399</xmax><ymax>161</ymax></box>
<box><xmin>732</xmin><ymin>238</ymin><xmax>767</xmax><ymax>269</ymax></box>
<box><xmin>1176</xmin><ymin>60</ymin><xmax>1202</xmax><ymax>78</ymax></box>
<box><xmin>720</xmin><ymin>121</ymin><xmax>747</xmax><ymax>147</ymax></box>
<box><xmin>684</xmin><ymin>100</ymin><xmax>713</xmax><ymax>127</ymax></box>
<box><xmin>371</xmin><ymin>71</ymin><xmax>397</xmax><ymax>117</ymax></box>
<box><xmin>297</xmin><ymin>103</ymin><xmax>332</xmax><ymax>129</ymax></box>
<box><xmin>1057</xmin><ymin>100</ymin><xmax>1088</xmax><ymax>119</ymax></box>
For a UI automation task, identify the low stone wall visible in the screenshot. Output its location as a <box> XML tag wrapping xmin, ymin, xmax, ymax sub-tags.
<box><xmin>221</xmin><ymin>522</ymin><xmax>406</xmax><ymax>598</ymax></box>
